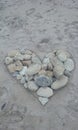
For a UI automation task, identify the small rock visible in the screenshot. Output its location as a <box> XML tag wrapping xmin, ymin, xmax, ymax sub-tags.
<box><xmin>7</xmin><ymin>64</ymin><xmax>16</xmax><ymax>73</ymax></box>
<box><xmin>53</xmin><ymin>65</ymin><xmax>65</xmax><ymax>78</ymax></box>
<box><xmin>25</xmin><ymin>50</ymin><xmax>32</xmax><ymax>55</ymax></box>
<box><xmin>8</xmin><ymin>50</ymin><xmax>19</xmax><ymax>57</ymax></box>
<box><xmin>37</xmin><ymin>87</ymin><xmax>53</xmax><ymax>98</ymax></box>
<box><xmin>39</xmin><ymin>70</ymin><xmax>46</xmax><ymax>75</ymax></box>
<box><xmin>51</xmin><ymin>75</ymin><xmax>68</xmax><ymax>90</ymax></box>
<box><xmin>14</xmin><ymin>53</ymin><xmax>31</xmax><ymax>61</ymax></box>
<box><xmin>27</xmin><ymin>64</ymin><xmax>41</xmax><ymax>75</ymax></box>
<box><xmin>22</xmin><ymin>60</ymin><xmax>31</xmax><ymax>66</ymax></box>
<box><xmin>38</xmin><ymin>97</ymin><xmax>48</xmax><ymax>105</ymax></box>
<box><xmin>64</xmin><ymin>70</ymin><xmax>72</xmax><ymax>77</ymax></box>
<box><xmin>35</xmin><ymin>75</ymin><xmax>52</xmax><ymax>87</ymax></box>
<box><xmin>15</xmin><ymin>61</ymin><xmax>23</xmax><ymax>71</ymax></box>
<box><xmin>12</xmin><ymin>71</ymin><xmax>19</xmax><ymax>77</ymax></box>
<box><xmin>42</xmin><ymin>64</ymin><xmax>47</xmax><ymax>70</ymax></box>
<box><xmin>24</xmin><ymin>83</ymin><xmax>28</xmax><ymax>89</ymax></box>
<box><xmin>45</xmin><ymin>71</ymin><xmax>53</xmax><ymax>77</ymax></box>
<box><xmin>64</xmin><ymin>58</ymin><xmax>74</xmax><ymax>72</ymax></box>
<box><xmin>47</xmin><ymin>62</ymin><xmax>53</xmax><ymax>70</ymax></box>
<box><xmin>43</xmin><ymin>57</ymin><xmax>50</xmax><ymax>64</ymax></box>
<box><xmin>20</xmin><ymin>67</ymin><xmax>27</xmax><ymax>76</ymax></box>
<box><xmin>20</xmin><ymin>77</ymin><xmax>26</xmax><ymax>84</ymax></box>
<box><xmin>32</xmin><ymin>54</ymin><xmax>41</xmax><ymax>64</ymax></box>
<box><xmin>27</xmin><ymin>81</ymin><xmax>38</xmax><ymax>91</ymax></box>
<box><xmin>56</xmin><ymin>50</ymin><xmax>70</xmax><ymax>61</ymax></box>
<box><xmin>52</xmin><ymin>57</ymin><xmax>64</xmax><ymax>67</ymax></box>
<box><xmin>23</xmin><ymin>54</ymin><xmax>31</xmax><ymax>60</ymax></box>
<box><xmin>17</xmin><ymin>74</ymin><xmax>22</xmax><ymax>80</ymax></box>
<box><xmin>5</xmin><ymin>57</ymin><xmax>13</xmax><ymax>65</ymax></box>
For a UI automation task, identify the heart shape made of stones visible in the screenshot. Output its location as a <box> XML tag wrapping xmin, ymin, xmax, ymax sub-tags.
<box><xmin>4</xmin><ymin>49</ymin><xmax>75</xmax><ymax>106</ymax></box>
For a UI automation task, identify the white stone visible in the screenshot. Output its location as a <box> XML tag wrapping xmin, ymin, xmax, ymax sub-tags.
<box><xmin>37</xmin><ymin>87</ymin><xmax>53</xmax><ymax>98</ymax></box>
<box><xmin>64</xmin><ymin>58</ymin><xmax>74</xmax><ymax>71</ymax></box>
<box><xmin>32</xmin><ymin>54</ymin><xmax>41</xmax><ymax>64</ymax></box>
<box><xmin>24</xmin><ymin>83</ymin><xmax>28</xmax><ymax>89</ymax></box>
<box><xmin>27</xmin><ymin>81</ymin><xmax>38</xmax><ymax>91</ymax></box>
<box><xmin>20</xmin><ymin>77</ymin><xmax>26</xmax><ymax>84</ymax></box>
<box><xmin>56</xmin><ymin>50</ymin><xmax>70</xmax><ymax>59</ymax></box>
<box><xmin>51</xmin><ymin>75</ymin><xmax>68</xmax><ymax>90</ymax></box>
<box><xmin>20</xmin><ymin>66</ymin><xmax>27</xmax><ymax>76</ymax></box>
<box><xmin>5</xmin><ymin>57</ymin><xmax>13</xmax><ymax>65</ymax></box>
<box><xmin>38</xmin><ymin>97</ymin><xmax>48</xmax><ymax>106</ymax></box>
<box><xmin>17</xmin><ymin>74</ymin><xmax>22</xmax><ymax>80</ymax></box>
<box><xmin>53</xmin><ymin>65</ymin><xmax>65</xmax><ymax>78</ymax></box>
<box><xmin>27</xmin><ymin>64</ymin><xmax>41</xmax><ymax>75</ymax></box>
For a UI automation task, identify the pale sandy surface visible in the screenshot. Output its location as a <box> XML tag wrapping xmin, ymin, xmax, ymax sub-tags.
<box><xmin>0</xmin><ymin>0</ymin><xmax>78</xmax><ymax>130</ymax></box>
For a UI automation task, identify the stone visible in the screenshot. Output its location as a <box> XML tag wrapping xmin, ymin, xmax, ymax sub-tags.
<box><xmin>42</xmin><ymin>64</ymin><xmax>47</xmax><ymax>70</ymax></box>
<box><xmin>39</xmin><ymin>70</ymin><xmax>53</xmax><ymax>77</ymax></box>
<box><xmin>37</xmin><ymin>87</ymin><xmax>53</xmax><ymax>98</ymax></box>
<box><xmin>8</xmin><ymin>50</ymin><xmax>19</xmax><ymax>57</ymax></box>
<box><xmin>17</xmin><ymin>74</ymin><xmax>22</xmax><ymax>80</ymax></box>
<box><xmin>35</xmin><ymin>75</ymin><xmax>52</xmax><ymax>87</ymax></box>
<box><xmin>27</xmin><ymin>64</ymin><xmax>41</xmax><ymax>75</ymax></box>
<box><xmin>7</xmin><ymin>63</ymin><xmax>16</xmax><ymax>73</ymax></box>
<box><xmin>20</xmin><ymin>67</ymin><xmax>27</xmax><ymax>76</ymax></box>
<box><xmin>47</xmin><ymin>62</ymin><xmax>53</xmax><ymax>70</ymax></box>
<box><xmin>20</xmin><ymin>77</ymin><xmax>26</xmax><ymax>84</ymax></box>
<box><xmin>12</xmin><ymin>71</ymin><xmax>19</xmax><ymax>77</ymax></box>
<box><xmin>22</xmin><ymin>60</ymin><xmax>31</xmax><ymax>66</ymax></box>
<box><xmin>5</xmin><ymin>57</ymin><xmax>13</xmax><ymax>65</ymax></box>
<box><xmin>14</xmin><ymin>53</ymin><xmax>31</xmax><ymax>61</ymax></box>
<box><xmin>38</xmin><ymin>97</ymin><xmax>48</xmax><ymax>105</ymax></box>
<box><xmin>43</xmin><ymin>57</ymin><xmax>50</xmax><ymax>64</ymax></box>
<box><xmin>15</xmin><ymin>61</ymin><xmax>23</xmax><ymax>71</ymax></box>
<box><xmin>25</xmin><ymin>50</ymin><xmax>32</xmax><ymax>55</ymax></box>
<box><xmin>51</xmin><ymin>75</ymin><xmax>68</xmax><ymax>90</ymax></box>
<box><xmin>56</xmin><ymin>50</ymin><xmax>70</xmax><ymax>61</ymax></box>
<box><xmin>52</xmin><ymin>57</ymin><xmax>64</xmax><ymax>67</ymax></box>
<box><xmin>32</xmin><ymin>55</ymin><xmax>41</xmax><ymax>64</ymax></box>
<box><xmin>24</xmin><ymin>83</ymin><xmax>28</xmax><ymax>89</ymax></box>
<box><xmin>53</xmin><ymin>65</ymin><xmax>65</xmax><ymax>78</ymax></box>
<box><xmin>27</xmin><ymin>81</ymin><xmax>38</xmax><ymax>91</ymax></box>
<box><xmin>64</xmin><ymin>70</ymin><xmax>72</xmax><ymax>77</ymax></box>
<box><xmin>64</xmin><ymin>58</ymin><xmax>74</xmax><ymax>72</ymax></box>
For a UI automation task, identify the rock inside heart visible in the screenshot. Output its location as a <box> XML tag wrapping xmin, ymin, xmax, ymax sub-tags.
<box><xmin>5</xmin><ymin>49</ymin><xmax>75</xmax><ymax>105</ymax></box>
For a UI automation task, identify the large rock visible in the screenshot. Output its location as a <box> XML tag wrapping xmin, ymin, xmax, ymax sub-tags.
<box><xmin>27</xmin><ymin>81</ymin><xmax>38</xmax><ymax>91</ymax></box>
<box><xmin>38</xmin><ymin>97</ymin><xmax>48</xmax><ymax>106</ymax></box>
<box><xmin>27</xmin><ymin>64</ymin><xmax>41</xmax><ymax>75</ymax></box>
<box><xmin>51</xmin><ymin>75</ymin><xmax>68</xmax><ymax>90</ymax></box>
<box><xmin>64</xmin><ymin>58</ymin><xmax>74</xmax><ymax>72</ymax></box>
<box><xmin>37</xmin><ymin>87</ymin><xmax>53</xmax><ymax>98</ymax></box>
<box><xmin>35</xmin><ymin>75</ymin><xmax>52</xmax><ymax>87</ymax></box>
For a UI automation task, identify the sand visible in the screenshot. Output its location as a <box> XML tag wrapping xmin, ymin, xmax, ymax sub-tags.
<box><xmin>0</xmin><ymin>0</ymin><xmax>78</xmax><ymax>129</ymax></box>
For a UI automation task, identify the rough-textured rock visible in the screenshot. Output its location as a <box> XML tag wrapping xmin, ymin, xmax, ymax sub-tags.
<box><xmin>35</xmin><ymin>75</ymin><xmax>52</xmax><ymax>87</ymax></box>
<box><xmin>5</xmin><ymin>57</ymin><xmax>13</xmax><ymax>65</ymax></box>
<box><xmin>8</xmin><ymin>50</ymin><xmax>19</xmax><ymax>57</ymax></box>
<box><xmin>27</xmin><ymin>81</ymin><xmax>38</xmax><ymax>91</ymax></box>
<box><xmin>39</xmin><ymin>70</ymin><xmax>53</xmax><ymax>77</ymax></box>
<box><xmin>20</xmin><ymin>67</ymin><xmax>27</xmax><ymax>76</ymax></box>
<box><xmin>64</xmin><ymin>58</ymin><xmax>74</xmax><ymax>71</ymax></box>
<box><xmin>51</xmin><ymin>75</ymin><xmax>68</xmax><ymax>90</ymax></box>
<box><xmin>38</xmin><ymin>97</ymin><xmax>48</xmax><ymax>105</ymax></box>
<box><xmin>22</xmin><ymin>60</ymin><xmax>31</xmax><ymax>66</ymax></box>
<box><xmin>37</xmin><ymin>87</ymin><xmax>53</xmax><ymax>98</ymax></box>
<box><xmin>53</xmin><ymin>65</ymin><xmax>65</xmax><ymax>78</ymax></box>
<box><xmin>27</xmin><ymin>64</ymin><xmax>41</xmax><ymax>75</ymax></box>
<box><xmin>7</xmin><ymin>63</ymin><xmax>16</xmax><ymax>73</ymax></box>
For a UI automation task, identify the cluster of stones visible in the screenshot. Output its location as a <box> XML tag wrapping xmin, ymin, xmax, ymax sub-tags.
<box><xmin>5</xmin><ymin>49</ymin><xmax>75</xmax><ymax>106</ymax></box>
